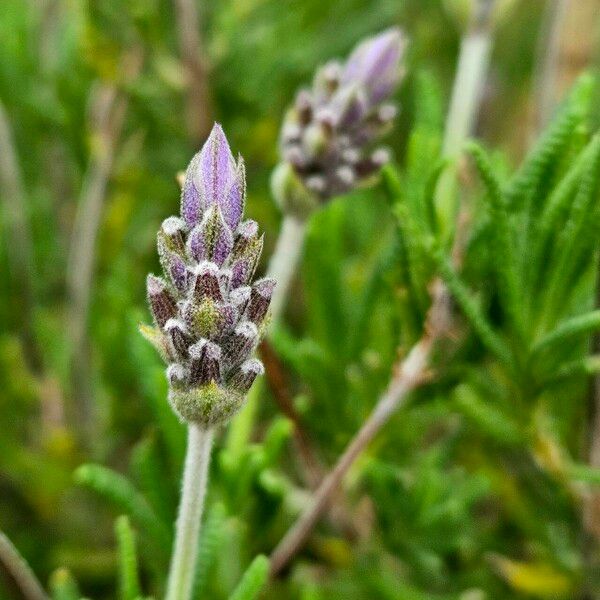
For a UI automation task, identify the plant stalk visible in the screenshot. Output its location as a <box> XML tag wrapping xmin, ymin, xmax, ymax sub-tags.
<box><xmin>166</xmin><ymin>424</ymin><xmax>214</xmax><ymax>600</ymax></box>
<box><xmin>269</xmin><ymin>281</ymin><xmax>449</xmax><ymax>576</ymax></box>
<box><xmin>0</xmin><ymin>530</ymin><xmax>48</xmax><ymax>600</ymax></box>
<box><xmin>266</xmin><ymin>215</ymin><xmax>307</xmax><ymax>327</ymax></box>
<box><xmin>436</xmin><ymin>0</ymin><xmax>495</xmax><ymax>238</ymax></box>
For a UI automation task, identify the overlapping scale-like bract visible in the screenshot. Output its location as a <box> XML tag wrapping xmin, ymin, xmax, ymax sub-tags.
<box><xmin>278</xmin><ymin>28</ymin><xmax>406</xmax><ymax>213</ymax></box>
<box><xmin>144</xmin><ymin>124</ymin><xmax>274</xmax><ymax>426</ymax></box>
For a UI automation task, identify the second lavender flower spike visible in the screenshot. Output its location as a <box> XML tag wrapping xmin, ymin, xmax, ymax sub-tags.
<box><xmin>144</xmin><ymin>124</ymin><xmax>275</xmax><ymax>426</ymax></box>
<box><xmin>274</xmin><ymin>28</ymin><xmax>407</xmax><ymax>217</ymax></box>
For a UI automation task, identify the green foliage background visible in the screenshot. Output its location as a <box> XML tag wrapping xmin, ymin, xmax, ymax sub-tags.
<box><xmin>2</xmin><ymin>0</ymin><xmax>600</xmax><ymax>598</ymax></box>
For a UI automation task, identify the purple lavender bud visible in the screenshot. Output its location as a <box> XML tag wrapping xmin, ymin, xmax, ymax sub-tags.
<box><xmin>147</xmin><ymin>275</ymin><xmax>177</xmax><ymax>327</ymax></box>
<box><xmin>165</xmin><ymin>318</ymin><xmax>192</xmax><ymax>359</ymax></box>
<box><xmin>247</xmin><ymin>278</ymin><xmax>276</xmax><ymax>325</ymax></box>
<box><xmin>144</xmin><ymin>123</ymin><xmax>275</xmax><ymax>426</ymax></box>
<box><xmin>192</xmin><ymin>262</ymin><xmax>223</xmax><ymax>303</ymax></box>
<box><xmin>159</xmin><ymin>217</ymin><xmax>187</xmax><ymax>254</ymax></box>
<box><xmin>158</xmin><ymin>248</ymin><xmax>188</xmax><ymax>293</ymax></box>
<box><xmin>275</xmin><ymin>28</ymin><xmax>406</xmax><ymax>216</ymax></box>
<box><xmin>231</xmin><ymin>286</ymin><xmax>251</xmax><ymax>316</ymax></box>
<box><xmin>342</xmin><ymin>28</ymin><xmax>406</xmax><ymax>104</ymax></box>
<box><xmin>230</xmin><ymin>359</ymin><xmax>264</xmax><ymax>393</ymax></box>
<box><xmin>200</xmin><ymin>205</ymin><xmax>234</xmax><ymax>266</ymax></box>
<box><xmin>230</xmin><ymin>233</ymin><xmax>263</xmax><ymax>289</ymax></box>
<box><xmin>189</xmin><ymin>339</ymin><xmax>222</xmax><ymax>385</ymax></box>
<box><xmin>181</xmin><ymin>124</ymin><xmax>244</xmax><ymax>230</ymax></box>
<box><xmin>232</xmin><ymin>220</ymin><xmax>259</xmax><ymax>258</ymax></box>
<box><xmin>167</xmin><ymin>363</ymin><xmax>188</xmax><ymax>389</ymax></box>
<box><xmin>224</xmin><ymin>322</ymin><xmax>258</xmax><ymax>368</ymax></box>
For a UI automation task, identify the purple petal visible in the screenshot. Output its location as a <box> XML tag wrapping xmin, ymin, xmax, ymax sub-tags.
<box><xmin>181</xmin><ymin>154</ymin><xmax>203</xmax><ymax>227</ymax></box>
<box><xmin>188</xmin><ymin>225</ymin><xmax>205</xmax><ymax>262</ymax></box>
<box><xmin>147</xmin><ymin>274</ymin><xmax>178</xmax><ymax>327</ymax></box>
<box><xmin>192</xmin><ymin>262</ymin><xmax>223</xmax><ymax>302</ymax></box>
<box><xmin>230</xmin><ymin>358</ymin><xmax>264</xmax><ymax>393</ymax></box>
<box><xmin>189</xmin><ymin>339</ymin><xmax>222</xmax><ymax>385</ymax></box>
<box><xmin>223</xmin><ymin>321</ymin><xmax>258</xmax><ymax>369</ymax></box>
<box><xmin>342</xmin><ymin>28</ymin><xmax>404</xmax><ymax>104</ymax></box>
<box><xmin>167</xmin><ymin>253</ymin><xmax>189</xmax><ymax>293</ymax></box>
<box><xmin>195</xmin><ymin>123</ymin><xmax>237</xmax><ymax>212</ymax></box>
<box><xmin>230</xmin><ymin>259</ymin><xmax>249</xmax><ymax>289</ymax></box>
<box><xmin>222</xmin><ymin>159</ymin><xmax>245</xmax><ymax>230</ymax></box>
<box><xmin>331</xmin><ymin>86</ymin><xmax>368</xmax><ymax>128</ymax></box>
<box><xmin>247</xmin><ymin>278</ymin><xmax>275</xmax><ymax>324</ymax></box>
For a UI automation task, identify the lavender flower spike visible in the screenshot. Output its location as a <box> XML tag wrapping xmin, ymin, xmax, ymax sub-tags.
<box><xmin>142</xmin><ymin>123</ymin><xmax>275</xmax><ymax>426</ymax></box>
<box><xmin>273</xmin><ymin>27</ymin><xmax>407</xmax><ymax>218</ymax></box>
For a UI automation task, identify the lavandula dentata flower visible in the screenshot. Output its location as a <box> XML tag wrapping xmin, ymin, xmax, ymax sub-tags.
<box><xmin>143</xmin><ymin>123</ymin><xmax>274</xmax><ymax>427</ymax></box>
<box><xmin>272</xmin><ymin>28</ymin><xmax>407</xmax><ymax>218</ymax></box>
<box><xmin>262</xmin><ymin>28</ymin><xmax>406</xmax><ymax>328</ymax></box>
<box><xmin>143</xmin><ymin>124</ymin><xmax>275</xmax><ymax>600</ymax></box>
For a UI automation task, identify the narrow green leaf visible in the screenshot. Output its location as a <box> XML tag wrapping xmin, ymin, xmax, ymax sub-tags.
<box><xmin>349</xmin><ymin>236</ymin><xmax>400</xmax><ymax>357</ymax></box>
<box><xmin>528</xmin><ymin>136</ymin><xmax>600</xmax><ymax>290</ymax></box>
<box><xmin>544</xmin><ymin>355</ymin><xmax>600</xmax><ymax>383</ymax></box>
<box><xmin>382</xmin><ymin>165</ymin><xmax>430</xmax><ymax>313</ymax></box>
<box><xmin>532</xmin><ymin>311</ymin><xmax>600</xmax><ymax>357</ymax></box>
<box><xmin>261</xmin><ymin>417</ymin><xmax>293</xmax><ymax>466</ymax></box>
<box><xmin>466</xmin><ymin>142</ymin><xmax>523</xmax><ymax>338</ymax></box>
<box><xmin>540</xmin><ymin>138</ymin><xmax>600</xmax><ymax>327</ymax></box>
<box><xmin>412</xmin><ymin>69</ymin><xmax>443</xmax><ymax>134</ymax></box>
<box><xmin>505</xmin><ymin>74</ymin><xmax>594</xmax><ymax>209</ymax></box>
<box><xmin>192</xmin><ymin>503</ymin><xmax>227</xmax><ymax>598</ymax></box>
<box><xmin>433</xmin><ymin>245</ymin><xmax>513</xmax><ymax>366</ymax></box>
<box><xmin>453</xmin><ymin>383</ymin><xmax>522</xmax><ymax>444</ymax></box>
<box><xmin>115</xmin><ymin>516</ymin><xmax>141</xmax><ymax>600</ymax></box>
<box><xmin>228</xmin><ymin>555</ymin><xmax>270</xmax><ymax>600</ymax></box>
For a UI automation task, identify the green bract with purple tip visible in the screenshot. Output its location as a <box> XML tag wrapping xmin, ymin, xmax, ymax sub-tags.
<box><xmin>143</xmin><ymin>124</ymin><xmax>275</xmax><ymax>426</ymax></box>
<box><xmin>274</xmin><ymin>28</ymin><xmax>407</xmax><ymax>218</ymax></box>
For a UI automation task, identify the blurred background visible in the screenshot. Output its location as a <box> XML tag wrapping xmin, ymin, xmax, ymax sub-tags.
<box><xmin>1</xmin><ymin>0</ymin><xmax>600</xmax><ymax>598</ymax></box>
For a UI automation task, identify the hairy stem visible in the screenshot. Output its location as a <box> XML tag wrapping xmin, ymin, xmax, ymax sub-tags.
<box><xmin>269</xmin><ymin>281</ymin><xmax>449</xmax><ymax>575</ymax></box>
<box><xmin>266</xmin><ymin>215</ymin><xmax>307</xmax><ymax>327</ymax></box>
<box><xmin>0</xmin><ymin>530</ymin><xmax>48</xmax><ymax>600</ymax></box>
<box><xmin>166</xmin><ymin>425</ymin><xmax>214</xmax><ymax>600</ymax></box>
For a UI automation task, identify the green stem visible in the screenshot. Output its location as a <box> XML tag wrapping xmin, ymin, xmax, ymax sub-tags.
<box><xmin>435</xmin><ymin>0</ymin><xmax>496</xmax><ymax>240</ymax></box>
<box><xmin>166</xmin><ymin>424</ymin><xmax>214</xmax><ymax>600</ymax></box>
